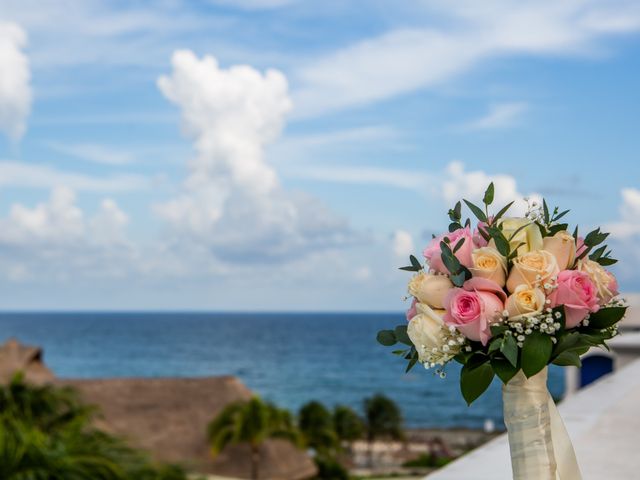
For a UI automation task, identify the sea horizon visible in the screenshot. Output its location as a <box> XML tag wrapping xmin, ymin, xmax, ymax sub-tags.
<box><xmin>0</xmin><ymin>311</ymin><xmax>565</xmax><ymax>430</ymax></box>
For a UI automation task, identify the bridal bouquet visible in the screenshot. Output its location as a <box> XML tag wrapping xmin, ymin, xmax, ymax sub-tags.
<box><xmin>377</xmin><ymin>183</ymin><xmax>626</xmax><ymax>479</ymax></box>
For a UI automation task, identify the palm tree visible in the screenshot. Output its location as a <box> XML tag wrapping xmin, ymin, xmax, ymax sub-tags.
<box><xmin>332</xmin><ymin>405</ymin><xmax>364</xmax><ymax>444</ymax></box>
<box><xmin>363</xmin><ymin>394</ymin><xmax>404</xmax><ymax>468</ymax></box>
<box><xmin>0</xmin><ymin>374</ymin><xmax>190</xmax><ymax>480</ymax></box>
<box><xmin>207</xmin><ymin>397</ymin><xmax>300</xmax><ymax>480</ymax></box>
<box><xmin>298</xmin><ymin>401</ymin><xmax>337</xmax><ymax>454</ymax></box>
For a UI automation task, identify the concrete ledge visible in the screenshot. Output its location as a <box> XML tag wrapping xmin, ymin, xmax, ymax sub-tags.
<box><xmin>427</xmin><ymin>357</ymin><xmax>640</xmax><ymax>479</ymax></box>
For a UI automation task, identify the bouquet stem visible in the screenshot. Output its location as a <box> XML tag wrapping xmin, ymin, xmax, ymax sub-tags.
<box><xmin>503</xmin><ymin>368</ymin><xmax>582</xmax><ymax>480</ymax></box>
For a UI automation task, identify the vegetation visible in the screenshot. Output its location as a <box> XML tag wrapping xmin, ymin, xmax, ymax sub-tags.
<box><xmin>403</xmin><ymin>452</ymin><xmax>453</xmax><ymax>468</ymax></box>
<box><xmin>207</xmin><ymin>396</ymin><xmax>300</xmax><ymax>480</ymax></box>
<box><xmin>312</xmin><ymin>454</ymin><xmax>350</xmax><ymax>480</ymax></box>
<box><xmin>364</xmin><ymin>394</ymin><xmax>404</xmax><ymax>442</ymax></box>
<box><xmin>0</xmin><ymin>374</ymin><xmax>189</xmax><ymax>480</ymax></box>
<box><xmin>333</xmin><ymin>405</ymin><xmax>365</xmax><ymax>443</ymax></box>
<box><xmin>298</xmin><ymin>401</ymin><xmax>338</xmax><ymax>453</ymax></box>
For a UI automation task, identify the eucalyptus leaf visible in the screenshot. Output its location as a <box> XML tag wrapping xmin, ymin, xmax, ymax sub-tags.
<box><xmin>493</xmin><ymin>201</ymin><xmax>514</xmax><ymax>222</ymax></box>
<box><xmin>463</xmin><ymin>199</ymin><xmax>487</xmax><ymax>222</ymax></box>
<box><xmin>376</xmin><ymin>330</ymin><xmax>397</xmax><ymax>346</ymax></box>
<box><xmin>483</xmin><ymin>182</ymin><xmax>495</xmax><ymax>206</ymax></box>
<box><xmin>394</xmin><ymin>324</ymin><xmax>413</xmax><ymax>346</ymax></box>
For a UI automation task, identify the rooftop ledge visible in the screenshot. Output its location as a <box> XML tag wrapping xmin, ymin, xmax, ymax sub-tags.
<box><xmin>427</xmin><ymin>356</ymin><xmax>640</xmax><ymax>479</ymax></box>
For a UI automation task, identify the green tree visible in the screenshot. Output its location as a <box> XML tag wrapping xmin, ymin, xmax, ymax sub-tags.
<box><xmin>363</xmin><ymin>394</ymin><xmax>404</xmax><ymax>467</ymax></box>
<box><xmin>208</xmin><ymin>396</ymin><xmax>300</xmax><ymax>480</ymax></box>
<box><xmin>0</xmin><ymin>374</ymin><xmax>190</xmax><ymax>480</ymax></box>
<box><xmin>298</xmin><ymin>401</ymin><xmax>337</xmax><ymax>454</ymax></box>
<box><xmin>332</xmin><ymin>405</ymin><xmax>364</xmax><ymax>443</ymax></box>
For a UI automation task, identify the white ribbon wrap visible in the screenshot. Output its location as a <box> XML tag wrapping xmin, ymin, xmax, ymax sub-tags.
<box><xmin>503</xmin><ymin>368</ymin><xmax>582</xmax><ymax>480</ymax></box>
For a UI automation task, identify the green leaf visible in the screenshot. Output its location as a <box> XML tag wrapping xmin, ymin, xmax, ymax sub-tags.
<box><xmin>490</xmin><ymin>324</ymin><xmax>509</xmax><ymax>336</ymax></box>
<box><xmin>521</xmin><ymin>331</ymin><xmax>553</xmax><ymax>378</ymax></box>
<box><xmin>405</xmin><ymin>349</ymin><xmax>419</xmax><ymax>372</ymax></box>
<box><xmin>449</xmin><ymin>222</ymin><xmax>462</xmax><ymax>232</ymax></box>
<box><xmin>394</xmin><ymin>325</ymin><xmax>413</xmax><ymax>346</ymax></box>
<box><xmin>500</xmin><ymin>334</ymin><xmax>519</xmax><ymax>367</ymax></box>
<box><xmin>376</xmin><ymin>330</ymin><xmax>397</xmax><ymax>346</ymax></box>
<box><xmin>463</xmin><ymin>199</ymin><xmax>488</xmax><ymax>222</ymax></box>
<box><xmin>588</xmin><ymin>307</ymin><xmax>627</xmax><ymax>329</ymax></box>
<box><xmin>491</xmin><ymin>356</ymin><xmax>519</xmax><ymax>384</ymax></box>
<box><xmin>589</xmin><ymin>245</ymin><xmax>607</xmax><ymax>261</ymax></box>
<box><xmin>543</xmin><ymin>199</ymin><xmax>550</xmax><ymax>224</ymax></box>
<box><xmin>493</xmin><ymin>201</ymin><xmax>514</xmax><ymax>222</ymax></box>
<box><xmin>399</xmin><ymin>265</ymin><xmax>421</xmax><ymax>272</ymax></box>
<box><xmin>483</xmin><ymin>182</ymin><xmax>495</xmax><ymax>206</ymax></box>
<box><xmin>492</xmin><ymin>232</ymin><xmax>510</xmax><ymax>257</ymax></box>
<box><xmin>552</xmin><ymin>351</ymin><xmax>582</xmax><ymax>367</ymax></box>
<box><xmin>453</xmin><ymin>237</ymin><xmax>467</xmax><ymax>254</ymax></box>
<box><xmin>450</xmin><ymin>271</ymin><xmax>467</xmax><ymax>287</ymax></box>
<box><xmin>460</xmin><ymin>363</ymin><xmax>494</xmax><ymax>405</ymax></box>
<box><xmin>553</xmin><ymin>209</ymin><xmax>570</xmax><ymax>222</ymax></box>
<box><xmin>409</xmin><ymin>255</ymin><xmax>422</xmax><ymax>270</ymax></box>
<box><xmin>597</xmin><ymin>257</ymin><xmax>617</xmax><ymax>266</ymax></box>
<box><xmin>488</xmin><ymin>338</ymin><xmax>502</xmax><ymax>353</ymax></box>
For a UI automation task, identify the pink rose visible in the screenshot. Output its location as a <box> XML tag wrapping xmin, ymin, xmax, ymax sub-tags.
<box><xmin>406</xmin><ymin>298</ymin><xmax>418</xmax><ymax>321</ymax></box>
<box><xmin>548</xmin><ymin>270</ymin><xmax>600</xmax><ymax>328</ymax></box>
<box><xmin>443</xmin><ymin>277</ymin><xmax>506</xmax><ymax>345</ymax></box>
<box><xmin>423</xmin><ymin>227</ymin><xmax>474</xmax><ymax>274</ymax></box>
<box><xmin>473</xmin><ymin>221</ymin><xmax>490</xmax><ymax>248</ymax></box>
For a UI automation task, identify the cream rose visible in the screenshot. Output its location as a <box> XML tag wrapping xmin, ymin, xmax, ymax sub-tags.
<box><xmin>506</xmin><ymin>250</ymin><xmax>559</xmax><ymax>293</ymax></box>
<box><xmin>495</xmin><ymin>217</ymin><xmax>544</xmax><ymax>256</ymax></box>
<box><xmin>543</xmin><ymin>230</ymin><xmax>576</xmax><ymax>270</ymax></box>
<box><xmin>408</xmin><ymin>272</ymin><xmax>454</xmax><ymax>309</ymax></box>
<box><xmin>577</xmin><ymin>259</ymin><xmax>620</xmax><ymax>304</ymax></box>
<box><xmin>407</xmin><ymin>304</ymin><xmax>447</xmax><ymax>361</ymax></box>
<box><xmin>470</xmin><ymin>247</ymin><xmax>507</xmax><ymax>286</ymax></box>
<box><xmin>505</xmin><ymin>285</ymin><xmax>546</xmax><ymax>320</ymax></box>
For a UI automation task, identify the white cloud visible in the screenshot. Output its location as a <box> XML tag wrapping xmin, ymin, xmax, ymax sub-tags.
<box><xmin>0</xmin><ymin>186</ymin><xmax>135</xmax><ymax>282</ymax></box>
<box><xmin>156</xmin><ymin>50</ymin><xmax>358</xmax><ymax>262</ymax></box>
<box><xmin>47</xmin><ymin>142</ymin><xmax>135</xmax><ymax>165</ymax></box>
<box><xmin>293</xmin><ymin>0</ymin><xmax>640</xmax><ymax>116</ymax></box>
<box><xmin>392</xmin><ymin>230</ymin><xmax>415</xmax><ymax>259</ymax></box>
<box><xmin>605</xmin><ymin>188</ymin><xmax>640</xmax><ymax>239</ymax></box>
<box><xmin>442</xmin><ymin>161</ymin><xmax>540</xmax><ymax>215</ymax></box>
<box><xmin>0</xmin><ymin>21</ymin><xmax>31</xmax><ymax>140</ymax></box>
<box><xmin>0</xmin><ymin>160</ymin><xmax>148</xmax><ymax>191</ymax></box>
<box><xmin>462</xmin><ymin>102</ymin><xmax>528</xmax><ymax>130</ymax></box>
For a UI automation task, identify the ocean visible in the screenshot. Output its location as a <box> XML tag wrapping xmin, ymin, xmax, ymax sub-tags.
<box><xmin>0</xmin><ymin>312</ymin><xmax>564</xmax><ymax>429</ymax></box>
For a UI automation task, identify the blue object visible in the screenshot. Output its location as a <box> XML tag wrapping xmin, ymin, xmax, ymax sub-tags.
<box><xmin>580</xmin><ymin>354</ymin><xmax>614</xmax><ymax>388</ymax></box>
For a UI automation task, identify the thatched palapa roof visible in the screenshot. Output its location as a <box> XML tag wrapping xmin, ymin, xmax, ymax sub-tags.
<box><xmin>0</xmin><ymin>339</ymin><xmax>316</xmax><ymax>480</ymax></box>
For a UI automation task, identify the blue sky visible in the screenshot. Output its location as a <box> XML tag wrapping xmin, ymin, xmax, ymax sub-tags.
<box><xmin>1</xmin><ymin>0</ymin><xmax>640</xmax><ymax>310</ymax></box>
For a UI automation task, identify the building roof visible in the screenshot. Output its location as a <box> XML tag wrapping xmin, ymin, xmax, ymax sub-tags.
<box><xmin>426</xmin><ymin>356</ymin><xmax>640</xmax><ymax>479</ymax></box>
<box><xmin>0</xmin><ymin>338</ymin><xmax>54</xmax><ymax>384</ymax></box>
<box><xmin>0</xmin><ymin>339</ymin><xmax>316</xmax><ymax>480</ymax></box>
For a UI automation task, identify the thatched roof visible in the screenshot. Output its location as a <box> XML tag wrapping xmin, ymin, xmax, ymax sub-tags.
<box><xmin>0</xmin><ymin>338</ymin><xmax>54</xmax><ymax>384</ymax></box>
<box><xmin>0</xmin><ymin>339</ymin><xmax>316</xmax><ymax>480</ymax></box>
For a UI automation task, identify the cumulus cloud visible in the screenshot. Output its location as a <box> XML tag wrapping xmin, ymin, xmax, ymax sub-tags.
<box><xmin>391</xmin><ymin>230</ymin><xmax>415</xmax><ymax>259</ymax></box>
<box><xmin>605</xmin><ymin>188</ymin><xmax>640</xmax><ymax>239</ymax></box>
<box><xmin>0</xmin><ymin>187</ymin><xmax>134</xmax><ymax>281</ymax></box>
<box><xmin>0</xmin><ymin>22</ymin><xmax>32</xmax><ymax>140</ymax></box>
<box><xmin>156</xmin><ymin>50</ymin><xmax>358</xmax><ymax>262</ymax></box>
<box><xmin>440</xmin><ymin>162</ymin><xmax>540</xmax><ymax>215</ymax></box>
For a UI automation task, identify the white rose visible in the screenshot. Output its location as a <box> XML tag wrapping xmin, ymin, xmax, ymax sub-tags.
<box><xmin>495</xmin><ymin>217</ymin><xmax>543</xmax><ymax>256</ymax></box>
<box><xmin>407</xmin><ymin>304</ymin><xmax>447</xmax><ymax>362</ymax></box>
<box><xmin>577</xmin><ymin>259</ymin><xmax>619</xmax><ymax>304</ymax></box>
<box><xmin>470</xmin><ymin>247</ymin><xmax>507</xmax><ymax>287</ymax></box>
<box><xmin>506</xmin><ymin>250</ymin><xmax>559</xmax><ymax>293</ymax></box>
<box><xmin>408</xmin><ymin>272</ymin><xmax>454</xmax><ymax>309</ymax></box>
<box><xmin>543</xmin><ymin>230</ymin><xmax>576</xmax><ymax>270</ymax></box>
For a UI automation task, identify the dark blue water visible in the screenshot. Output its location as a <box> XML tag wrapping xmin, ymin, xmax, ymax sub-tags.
<box><xmin>0</xmin><ymin>312</ymin><xmax>564</xmax><ymax>428</ymax></box>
